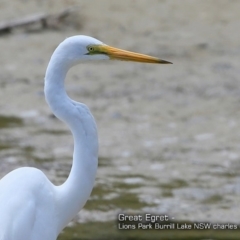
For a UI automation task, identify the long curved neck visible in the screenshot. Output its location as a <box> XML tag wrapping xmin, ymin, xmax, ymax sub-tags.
<box><xmin>45</xmin><ymin>53</ymin><xmax>98</xmax><ymax>233</ymax></box>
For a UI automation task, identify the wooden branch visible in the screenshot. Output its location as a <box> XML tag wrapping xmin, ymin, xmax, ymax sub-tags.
<box><xmin>0</xmin><ymin>6</ymin><xmax>79</xmax><ymax>34</ymax></box>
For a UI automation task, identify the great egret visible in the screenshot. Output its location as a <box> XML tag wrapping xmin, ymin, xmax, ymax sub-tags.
<box><xmin>0</xmin><ymin>35</ymin><xmax>171</xmax><ymax>240</ymax></box>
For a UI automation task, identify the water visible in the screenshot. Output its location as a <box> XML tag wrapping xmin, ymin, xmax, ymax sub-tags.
<box><xmin>0</xmin><ymin>116</ymin><xmax>240</xmax><ymax>240</ymax></box>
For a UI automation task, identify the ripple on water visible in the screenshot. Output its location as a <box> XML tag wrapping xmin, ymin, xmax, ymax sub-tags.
<box><xmin>0</xmin><ymin>115</ymin><xmax>23</xmax><ymax>128</ymax></box>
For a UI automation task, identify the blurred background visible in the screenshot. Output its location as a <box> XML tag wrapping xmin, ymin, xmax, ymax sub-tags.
<box><xmin>0</xmin><ymin>0</ymin><xmax>240</xmax><ymax>239</ymax></box>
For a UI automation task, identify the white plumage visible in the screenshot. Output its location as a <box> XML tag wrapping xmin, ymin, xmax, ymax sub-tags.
<box><xmin>0</xmin><ymin>35</ymin><xmax>171</xmax><ymax>240</ymax></box>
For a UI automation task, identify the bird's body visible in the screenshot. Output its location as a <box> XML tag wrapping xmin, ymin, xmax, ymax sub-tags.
<box><xmin>0</xmin><ymin>168</ymin><xmax>57</xmax><ymax>240</ymax></box>
<box><xmin>0</xmin><ymin>35</ymin><xmax>171</xmax><ymax>240</ymax></box>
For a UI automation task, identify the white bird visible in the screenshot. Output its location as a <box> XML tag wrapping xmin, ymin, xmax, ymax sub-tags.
<box><xmin>0</xmin><ymin>35</ymin><xmax>171</xmax><ymax>240</ymax></box>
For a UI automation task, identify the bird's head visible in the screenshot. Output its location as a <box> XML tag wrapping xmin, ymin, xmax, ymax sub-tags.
<box><xmin>53</xmin><ymin>35</ymin><xmax>172</xmax><ymax>67</ymax></box>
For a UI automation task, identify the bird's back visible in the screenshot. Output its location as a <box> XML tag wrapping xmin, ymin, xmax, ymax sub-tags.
<box><xmin>0</xmin><ymin>167</ymin><xmax>58</xmax><ymax>240</ymax></box>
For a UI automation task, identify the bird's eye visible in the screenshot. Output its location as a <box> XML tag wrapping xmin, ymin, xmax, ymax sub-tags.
<box><xmin>88</xmin><ymin>46</ymin><xmax>95</xmax><ymax>52</ymax></box>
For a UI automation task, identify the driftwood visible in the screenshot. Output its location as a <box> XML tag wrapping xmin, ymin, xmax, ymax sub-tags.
<box><xmin>0</xmin><ymin>7</ymin><xmax>80</xmax><ymax>34</ymax></box>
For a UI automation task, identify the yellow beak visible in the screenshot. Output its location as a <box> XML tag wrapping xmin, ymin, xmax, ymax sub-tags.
<box><xmin>99</xmin><ymin>45</ymin><xmax>172</xmax><ymax>64</ymax></box>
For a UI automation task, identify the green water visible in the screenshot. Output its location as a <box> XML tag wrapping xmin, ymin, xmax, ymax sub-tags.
<box><xmin>0</xmin><ymin>115</ymin><xmax>23</xmax><ymax>129</ymax></box>
<box><xmin>0</xmin><ymin>115</ymin><xmax>240</xmax><ymax>240</ymax></box>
